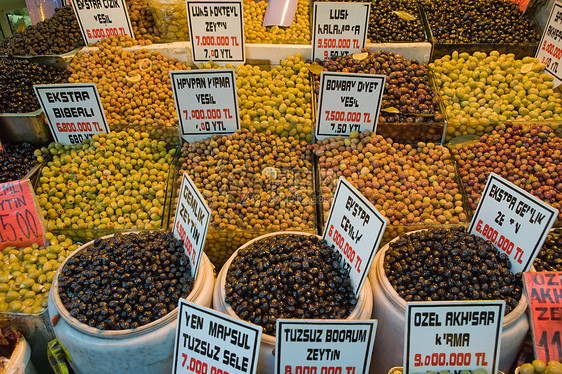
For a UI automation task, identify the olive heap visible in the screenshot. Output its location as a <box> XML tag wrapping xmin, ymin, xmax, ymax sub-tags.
<box><xmin>243</xmin><ymin>0</ymin><xmax>311</xmax><ymax>44</ymax></box>
<box><xmin>312</xmin><ymin>51</ymin><xmax>443</xmax><ymax>131</ymax></box>
<box><xmin>534</xmin><ymin>228</ymin><xmax>562</xmax><ymax>271</ymax></box>
<box><xmin>451</xmin><ymin>122</ymin><xmax>562</xmax><ymax>220</ymax></box>
<box><xmin>126</xmin><ymin>0</ymin><xmax>162</xmax><ymax>43</ymax></box>
<box><xmin>91</xmin><ymin>35</ymin><xmax>150</xmax><ymax>48</ymax></box>
<box><xmin>35</xmin><ymin>130</ymin><xmax>174</xmax><ymax>232</ymax></box>
<box><xmin>236</xmin><ymin>54</ymin><xmax>313</xmax><ymax>142</ymax></box>
<box><xmin>0</xmin><ymin>59</ymin><xmax>69</xmax><ymax>113</ymax></box>
<box><xmin>0</xmin><ymin>143</ymin><xmax>39</xmax><ymax>183</ymax></box>
<box><xmin>312</xmin><ymin>131</ymin><xmax>467</xmax><ymax>234</ymax></box>
<box><xmin>225</xmin><ymin>234</ymin><xmax>357</xmax><ymax>335</ymax></box>
<box><xmin>431</xmin><ymin>51</ymin><xmax>562</xmax><ymax>139</ymax></box>
<box><xmin>57</xmin><ymin>232</ymin><xmax>193</xmax><ymax>330</ymax></box>
<box><xmin>317</xmin><ymin>0</ymin><xmax>424</xmax><ymax>42</ymax></box>
<box><xmin>0</xmin><ymin>6</ymin><xmax>84</xmax><ymax>56</ymax></box>
<box><xmin>69</xmin><ymin>41</ymin><xmax>190</xmax><ymax>130</ymax></box>
<box><xmin>519</xmin><ymin>360</ymin><xmax>562</xmax><ymax>374</ymax></box>
<box><xmin>178</xmin><ymin>129</ymin><xmax>316</xmax><ymax>266</ymax></box>
<box><xmin>0</xmin><ymin>233</ymin><xmax>79</xmax><ymax>314</ymax></box>
<box><xmin>148</xmin><ymin>0</ymin><xmax>188</xmax><ymax>42</ymax></box>
<box><xmin>384</xmin><ymin>227</ymin><xmax>523</xmax><ymax>314</ymax></box>
<box><xmin>420</xmin><ymin>0</ymin><xmax>539</xmax><ymax>44</ymax></box>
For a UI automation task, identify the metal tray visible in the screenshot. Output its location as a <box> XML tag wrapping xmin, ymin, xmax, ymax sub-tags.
<box><xmin>0</xmin><ymin>110</ymin><xmax>52</xmax><ymax>144</ymax></box>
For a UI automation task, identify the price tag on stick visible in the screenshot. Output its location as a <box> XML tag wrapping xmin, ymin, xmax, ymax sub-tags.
<box><xmin>187</xmin><ymin>0</ymin><xmax>245</xmax><ymax>64</ymax></box>
<box><xmin>173</xmin><ymin>172</ymin><xmax>211</xmax><ymax>279</ymax></box>
<box><xmin>276</xmin><ymin>319</ymin><xmax>378</xmax><ymax>374</ymax></box>
<box><xmin>535</xmin><ymin>0</ymin><xmax>562</xmax><ymax>87</ymax></box>
<box><xmin>322</xmin><ymin>177</ymin><xmax>387</xmax><ymax>295</ymax></box>
<box><xmin>468</xmin><ymin>173</ymin><xmax>558</xmax><ymax>273</ymax></box>
<box><xmin>34</xmin><ymin>83</ymin><xmax>110</xmax><ymax>146</ymax></box>
<box><xmin>173</xmin><ymin>300</ymin><xmax>262</xmax><ymax>374</ymax></box>
<box><xmin>0</xmin><ymin>179</ymin><xmax>47</xmax><ymax>251</ymax></box>
<box><xmin>170</xmin><ymin>69</ymin><xmax>240</xmax><ymax>142</ymax></box>
<box><xmin>315</xmin><ymin>72</ymin><xmax>385</xmax><ymax>140</ymax></box>
<box><xmin>523</xmin><ymin>272</ymin><xmax>562</xmax><ymax>363</ymax></box>
<box><xmin>70</xmin><ymin>0</ymin><xmax>134</xmax><ymax>44</ymax></box>
<box><xmin>404</xmin><ymin>301</ymin><xmax>505</xmax><ymax>374</ymax></box>
<box><xmin>312</xmin><ymin>2</ymin><xmax>370</xmax><ymax>61</ymax></box>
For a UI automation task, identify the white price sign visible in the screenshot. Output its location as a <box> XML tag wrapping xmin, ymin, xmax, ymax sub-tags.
<box><xmin>535</xmin><ymin>1</ymin><xmax>562</xmax><ymax>87</ymax></box>
<box><xmin>404</xmin><ymin>301</ymin><xmax>504</xmax><ymax>374</ymax></box>
<box><xmin>173</xmin><ymin>172</ymin><xmax>211</xmax><ymax>279</ymax></box>
<box><xmin>322</xmin><ymin>177</ymin><xmax>387</xmax><ymax>295</ymax></box>
<box><xmin>70</xmin><ymin>0</ymin><xmax>134</xmax><ymax>44</ymax></box>
<box><xmin>315</xmin><ymin>72</ymin><xmax>385</xmax><ymax>140</ymax></box>
<box><xmin>187</xmin><ymin>0</ymin><xmax>245</xmax><ymax>64</ymax></box>
<box><xmin>34</xmin><ymin>83</ymin><xmax>110</xmax><ymax>145</ymax></box>
<box><xmin>312</xmin><ymin>2</ymin><xmax>369</xmax><ymax>61</ymax></box>
<box><xmin>173</xmin><ymin>301</ymin><xmax>262</xmax><ymax>374</ymax></box>
<box><xmin>275</xmin><ymin>320</ymin><xmax>377</xmax><ymax>374</ymax></box>
<box><xmin>468</xmin><ymin>173</ymin><xmax>558</xmax><ymax>273</ymax></box>
<box><xmin>170</xmin><ymin>70</ymin><xmax>240</xmax><ymax>142</ymax></box>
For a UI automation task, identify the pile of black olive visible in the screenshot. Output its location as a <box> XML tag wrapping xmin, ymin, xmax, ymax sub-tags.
<box><xmin>384</xmin><ymin>227</ymin><xmax>522</xmax><ymax>314</ymax></box>
<box><xmin>315</xmin><ymin>0</ymin><xmax>424</xmax><ymax>42</ymax></box>
<box><xmin>0</xmin><ymin>6</ymin><xmax>84</xmax><ymax>56</ymax></box>
<box><xmin>0</xmin><ymin>59</ymin><xmax>69</xmax><ymax>113</ymax></box>
<box><xmin>225</xmin><ymin>234</ymin><xmax>357</xmax><ymax>336</ymax></box>
<box><xmin>420</xmin><ymin>0</ymin><xmax>539</xmax><ymax>44</ymax></box>
<box><xmin>313</xmin><ymin>50</ymin><xmax>442</xmax><ymax>123</ymax></box>
<box><xmin>533</xmin><ymin>228</ymin><xmax>562</xmax><ymax>271</ymax></box>
<box><xmin>57</xmin><ymin>232</ymin><xmax>194</xmax><ymax>330</ymax></box>
<box><xmin>0</xmin><ymin>143</ymin><xmax>39</xmax><ymax>183</ymax></box>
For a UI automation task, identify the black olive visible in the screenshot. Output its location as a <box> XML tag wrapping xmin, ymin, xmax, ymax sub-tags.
<box><xmin>58</xmin><ymin>232</ymin><xmax>194</xmax><ymax>330</ymax></box>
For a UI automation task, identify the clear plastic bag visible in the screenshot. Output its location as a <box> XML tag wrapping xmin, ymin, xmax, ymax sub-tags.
<box><xmin>147</xmin><ymin>0</ymin><xmax>189</xmax><ymax>42</ymax></box>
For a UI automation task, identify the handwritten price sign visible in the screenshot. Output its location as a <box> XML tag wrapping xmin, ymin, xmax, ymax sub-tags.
<box><xmin>536</xmin><ymin>1</ymin><xmax>562</xmax><ymax>87</ymax></box>
<box><xmin>0</xmin><ymin>179</ymin><xmax>47</xmax><ymax>250</ymax></box>
<box><xmin>468</xmin><ymin>173</ymin><xmax>558</xmax><ymax>273</ymax></box>
<box><xmin>173</xmin><ymin>172</ymin><xmax>211</xmax><ymax>279</ymax></box>
<box><xmin>524</xmin><ymin>272</ymin><xmax>562</xmax><ymax>363</ymax></box>
<box><xmin>322</xmin><ymin>177</ymin><xmax>387</xmax><ymax>295</ymax></box>
<box><xmin>70</xmin><ymin>0</ymin><xmax>134</xmax><ymax>44</ymax></box>
<box><xmin>276</xmin><ymin>320</ymin><xmax>377</xmax><ymax>374</ymax></box>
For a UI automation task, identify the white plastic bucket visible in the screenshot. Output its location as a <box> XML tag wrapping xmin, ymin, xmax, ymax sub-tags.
<box><xmin>0</xmin><ymin>334</ymin><xmax>38</xmax><ymax>374</ymax></box>
<box><xmin>368</xmin><ymin>232</ymin><xmax>529</xmax><ymax>374</ymax></box>
<box><xmin>48</xmin><ymin>233</ymin><xmax>215</xmax><ymax>374</ymax></box>
<box><xmin>213</xmin><ymin>231</ymin><xmax>374</xmax><ymax>374</ymax></box>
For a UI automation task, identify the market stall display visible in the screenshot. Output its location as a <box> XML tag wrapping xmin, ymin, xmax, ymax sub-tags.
<box><xmin>0</xmin><ymin>232</ymin><xmax>79</xmax><ymax>314</ymax></box>
<box><xmin>431</xmin><ymin>51</ymin><xmax>562</xmax><ymax>140</ymax></box>
<box><xmin>34</xmin><ymin>130</ymin><xmax>174</xmax><ymax>234</ymax></box>
<box><xmin>177</xmin><ymin>129</ymin><xmax>316</xmax><ymax>267</ymax></box>
<box><xmin>312</xmin><ymin>131</ymin><xmax>467</xmax><ymax>242</ymax></box>
<box><xmin>68</xmin><ymin>42</ymin><xmax>190</xmax><ymax>130</ymax></box>
<box><xmin>317</xmin><ymin>0</ymin><xmax>426</xmax><ymax>42</ymax></box>
<box><xmin>49</xmin><ymin>231</ymin><xmax>215</xmax><ymax>374</ymax></box>
<box><xmin>451</xmin><ymin>122</ymin><xmax>562</xmax><ymax>220</ymax></box>
<box><xmin>148</xmin><ymin>0</ymin><xmax>188</xmax><ymax>42</ymax></box>
<box><xmin>237</xmin><ymin>54</ymin><xmax>313</xmax><ymax>141</ymax></box>
<box><xmin>369</xmin><ymin>227</ymin><xmax>530</xmax><ymax>374</ymax></box>
<box><xmin>311</xmin><ymin>50</ymin><xmax>444</xmax><ymax>142</ymax></box>
<box><xmin>127</xmin><ymin>0</ymin><xmax>162</xmax><ymax>43</ymax></box>
<box><xmin>0</xmin><ymin>6</ymin><xmax>84</xmax><ymax>56</ymax></box>
<box><xmin>420</xmin><ymin>0</ymin><xmax>540</xmax><ymax>59</ymax></box>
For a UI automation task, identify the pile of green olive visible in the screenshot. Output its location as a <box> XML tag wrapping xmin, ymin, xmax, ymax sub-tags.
<box><xmin>35</xmin><ymin>130</ymin><xmax>174</xmax><ymax>232</ymax></box>
<box><xmin>430</xmin><ymin>51</ymin><xmax>562</xmax><ymax>140</ymax></box>
<box><xmin>519</xmin><ymin>360</ymin><xmax>562</xmax><ymax>374</ymax></box>
<box><xmin>243</xmin><ymin>0</ymin><xmax>311</xmax><ymax>44</ymax></box>
<box><xmin>0</xmin><ymin>233</ymin><xmax>79</xmax><ymax>314</ymax></box>
<box><xmin>236</xmin><ymin>54</ymin><xmax>313</xmax><ymax>142</ymax></box>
